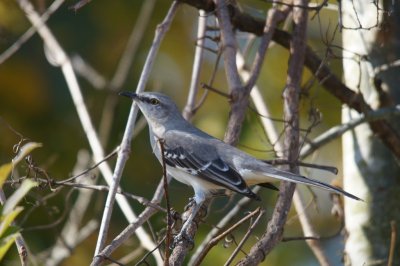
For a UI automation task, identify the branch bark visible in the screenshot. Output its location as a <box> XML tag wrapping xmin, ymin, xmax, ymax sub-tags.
<box><xmin>177</xmin><ymin>0</ymin><xmax>400</xmax><ymax>159</ymax></box>
<box><xmin>237</xmin><ymin>0</ymin><xmax>308</xmax><ymax>263</ymax></box>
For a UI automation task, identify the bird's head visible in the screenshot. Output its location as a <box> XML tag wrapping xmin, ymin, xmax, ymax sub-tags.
<box><xmin>119</xmin><ymin>91</ymin><xmax>183</xmax><ymax>128</ymax></box>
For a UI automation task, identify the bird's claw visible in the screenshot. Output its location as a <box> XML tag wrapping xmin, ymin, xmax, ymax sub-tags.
<box><xmin>184</xmin><ymin>197</ymin><xmax>197</xmax><ymax>211</ymax></box>
<box><xmin>171</xmin><ymin>231</ymin><xmax>194</xmax><ymax>249</ymax></box>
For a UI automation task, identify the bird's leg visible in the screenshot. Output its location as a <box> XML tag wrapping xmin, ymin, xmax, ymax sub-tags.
<box><xmin>183</xmin><ymin>197</ymin><xmax>197</xmax><ymax>211</ymax></box>
<box><xmin>173</xmin><ymin>198</ymin><xmax>204</xmax><ymax>248</ymax></box>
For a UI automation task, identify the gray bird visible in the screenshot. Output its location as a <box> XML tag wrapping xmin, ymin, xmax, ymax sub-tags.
<box><xmin>120</xmin><ymin>91</ymin><xmax>360</xmax><ymax>242</ymax></box>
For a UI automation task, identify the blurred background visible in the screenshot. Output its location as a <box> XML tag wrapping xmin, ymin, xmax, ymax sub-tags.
<box><xmin>0</xmin><ymin>0</ymin><xmax>346</xmax><ymax>265</ymax></box>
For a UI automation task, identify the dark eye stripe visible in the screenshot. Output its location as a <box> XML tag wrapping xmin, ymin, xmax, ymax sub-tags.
<box><xmin>139</xmin><ymin>96</ymin><xmax>160</xmax><ymax>105</ymax></box>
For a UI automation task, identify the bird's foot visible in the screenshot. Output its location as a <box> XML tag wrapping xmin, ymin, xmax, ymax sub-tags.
<box><xmin>184</xmin><ymin>197</ymin><xmax>197</xmax><ymax>211</ymax></box>
<box><xmin>171</xmin><ymin>230</ymin><xmax>194</xmax><ymax>249</ymax></box>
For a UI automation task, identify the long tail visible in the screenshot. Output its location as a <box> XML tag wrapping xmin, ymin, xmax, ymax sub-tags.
<box><xmin>267</xmin><ymin>169</ymin><xmax>362</xmax><ymax>201</ymax></box>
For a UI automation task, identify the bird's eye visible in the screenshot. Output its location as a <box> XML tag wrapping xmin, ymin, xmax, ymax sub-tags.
<box><xmin>150</xmin><ymin>98</ymin><xmax>160</xmax><ymax>105</ymax></box>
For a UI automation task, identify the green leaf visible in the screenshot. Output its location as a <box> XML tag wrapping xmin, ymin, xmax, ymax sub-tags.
<box><xmin>12</xmin><ymin>142</ymin><xmax>42</xmax><ymax>166</ymax></box>
<box><xmin>0</xmin><ymin>206</ymin><xmax>23</xmax><ymax>238</ymax></box>
<box><xmin>0</xmin><ymin>225</ymin><xmax>19</xmax><ymax>240</ymax></box>
<box><xmin>2</xmin><ymin>180</ymin><xmax>37</xmax><ymax>215</ymax></box>
<box><xmin>0</xmin><ymin>233</ymin><xmax>18</xmax><ymax>261</ymax></box>
<box><xmin>0</xmin><ymin>142</ymin><xmax>42</xmax><ymax>188</ymax></box>
<box><xmin>0</xmin><ymin>163</ymin><xmax>12</xmax><ymax>188</ymax></box>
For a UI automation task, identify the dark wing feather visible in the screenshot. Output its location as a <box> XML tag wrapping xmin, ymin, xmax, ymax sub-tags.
<box><xmin>258</xmin><ymin>182</ymin><xmax>279</xmax><ymax>191</ymax></box>
<box><xmin>163</xmin><ymin>146</ymin><xmax>259</xmax><ymax>200</ymax></box>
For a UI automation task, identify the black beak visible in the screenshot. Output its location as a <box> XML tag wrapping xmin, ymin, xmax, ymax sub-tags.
<box><xmin>119</xmin><ymin>91</ymin><xmax>138</xmax><ymax>100</ymax></box>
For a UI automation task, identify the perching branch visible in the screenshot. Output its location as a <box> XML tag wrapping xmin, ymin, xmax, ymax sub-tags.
<box><xmin>0</xmin><ymin>0</ymin><xmax>65</xmax><ymax>65</ymax></box>
<box><xmin>238</xmin><ymin>47</ymin><xmax>332</xmax><ymax>265</ymax></box>
<box><xmin>91</xmin><ymin>177</ymin><xmax>169</xmax><ymax>265</ymax></box>
<box><xmin>177</xmin><ymin>0</ymin><xmax>400</xmax><ymax>159</ymax></box>
<box><xmin>90</xmin><ymin>2</ymin><xmax>180</xmax><ymax>264</ymax></box>
<box><xmin>14</xmin><ymin>0</ymin><xmax>160</xmax><ymax>264</ymax></box>
<box><xmin>94</xmin><ymin>1</ymin><xmax>180</xmax><ymax>260</ymax></box>
<box><xmin>238</xmin><ymin>0</ymin><xmax>309</xmax><ymax>264</ymax></box>
<box><xmin>183</xmin><ymin>10</ymin><xmax>207</xmax><ymax>121</ymax></box>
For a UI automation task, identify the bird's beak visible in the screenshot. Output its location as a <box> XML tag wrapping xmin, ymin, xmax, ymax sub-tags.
<box><xmin>119</xmin><ymin>91</ymin><xmax>138</xmax><ymax>100</ymax></box>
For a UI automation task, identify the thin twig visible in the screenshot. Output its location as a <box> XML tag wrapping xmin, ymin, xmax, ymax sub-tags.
<box><xmin>215</xmin><ymin>0</ymin><xmax>248</xmax><ymax>146</ymax></box>
<box><xmin>0</xmin><ymin>0</ymin><xmax>65</xmax><ymax>64</ymax></box>
<box><xmin>57</xmin><ymin>147</ymin><xmax>119</xmax><ymax>184</ymax></box>
<box><xmin>388</xmin><ymin>220</ymin><xmax>396</xmax><ymax>266</ymax></box>
<box><xmin>192</xmin><ymin>207</ymin><xmax>261</xmax><ymax>266</ymax></box>
<box><xmin>14</xmin><ymin>0</ymin><xmax>161</xmax><ymax>263</ymax></box>
<box><xmin>238</xmin><ymin>0</ymin><xmax>310</xmax><ymax>263</ymax></box>
<box><xmin>135</xmin><ymin>235</ymin><xmax>166</xmax><ymax>266</ymax></box>
<box><xmin>109</xmin><ymin>0</ymin><xmax>156</xmax><ymax>91</ymax></box>
<box><xmin>239</xmin><ymin>39</ymin><xmax>331</xmax><ymax>265</ymax></box>
<box><xmin>158</xmin><ymin>139</ymin><xmax>172</xmax><ymax>264</ymax></box>
<box><xmin>71</xmin><ymin>55</ymin><xmax>108</xmax><ymax>89</ymax></box>
<box><xmin>178</xmin><ymin>0</ymin><xmax>400</xmax><ymax>159</ymax></box>
<box><xmin>300</xmin><ymin>105</ymin><xmax>400</xmax><ymax>158</ymax></box>
<box><xmin>224</xmin><ymin>209</ymin><xmax>265</xmax><ymax>266</ymax></box>
<box><xmin>98</xmin><ymin>0</ymin><xmax>156</xmax><ymax>144</ymax></box>
<box><xmin>94</xmin><ymin>1</ymin><xmax>180</xmax><ymax>261</ymax></box>
<box><xmin>189</xmin><ymin>187</ymin><xmax>260</xmax><ymax>265</ymax></box>
<box><xmin>183</xmin><ymin>10</ymin><xmax>207</xmax><ymax>121</ymax></box>
<box><xmin>244</xmin><ymin>5</ymin><xmax>290</xmax><ymax>92</ymax></box>
<box><xmin>201</xmin><ymin>83</ymin><xmax>231</xmax><ymax>99</ymax></box>
<box><xmin>46</xmin><ymin>150</ymin><xmax>96</xmax><ymax>266</ymax></box>
<box><xmin>91</xmin><ymin>176</ymin><xmax>169</xmax><ymax>265</ymax></box>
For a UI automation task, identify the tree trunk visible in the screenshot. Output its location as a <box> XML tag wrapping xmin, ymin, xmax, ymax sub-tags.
<box><xmin>342</xmin><ymin>1</ymin><xmax>400</xmax><ymax>265</ymax></box>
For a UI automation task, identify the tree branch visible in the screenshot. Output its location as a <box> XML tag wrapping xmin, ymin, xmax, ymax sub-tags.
<box><xmin>14</xmin><ymin>0</ymin><xmax>161</xmax><ymax>263</ymax></box>
<box><xmin>238</xmin><ymin>0</ymin><xmax>308</xmax><ymax>263</ymax></box>
<box><xmin>94</xmin><ymin>0</ymin><xmax>179</xmax><ymax>260</ymax></box>
<box><xmin>177</xmin><ymin>0</ymin><xmax>400</xmax><ymax>159</ymax></box>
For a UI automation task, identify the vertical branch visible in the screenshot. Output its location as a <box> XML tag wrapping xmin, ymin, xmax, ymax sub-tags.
<box><xmin>244</xmin><ymin>6</ymin><xmax>291</xmax><ymax>91</ymax></box>
<box><xmin>237</xmin><ymin>0</ymin><xmax>309</xmax><ymax>264</ymax></box>
<box><xmin>240</xmin><ymin>48</ymin><xmax>331</xmax><ymax>264</ymax></box>
<box><xmin>224</xmin><ymin>210</ymin><xmax>265</xmax><ymax>266</ymax></box>
<box><xmin>109</xmin><ymin>0</ymin><xmax>156</xmax><ymax>91</ymax></box>
<box><xmin>94</xmin><ymin>1</ymin><xmax>180</xmax><ymax>260</ymax></box>
<box><xmin>292</xmin><ymin>192</ymin><xmax>331</xmax><ymax>265</ymax></box>
<box><xmin>183</xmin><ymin>10</ymin><xmax>207</xmax><ymax>121</ymax></box>
<box><xmin>169</xmin><ymin>1</ymin><xmax>249</xmax><ymax>262</ymax></box>
<box><xmin>14</xmin><ymin>0</ymin><xmax>161</xmax><ymax>263</ymax></box>
<box><xmin>99</xmin><ymin>0</ymin><xmax>156</xmax><ymax>144</ymax></box>
<box><xmin>214</xmin><ymin>0</ymin><xmax>248</xmax><ymax>145</ymax></box>
<box><xmin>91</xmin><ymin>177</ymin><xmax>169</xmax><ymax>265</ymax></box>
<box><xmin>158</xmin><ymin>139</ymin><xmax>172</xmax><ymax>264</ymax></box>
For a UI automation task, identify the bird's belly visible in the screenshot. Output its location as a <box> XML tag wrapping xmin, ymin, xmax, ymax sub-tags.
<box><xmin>166</xmin><ymin>166</ymin><xmax>222</xmax><ymax>191</ymax></box>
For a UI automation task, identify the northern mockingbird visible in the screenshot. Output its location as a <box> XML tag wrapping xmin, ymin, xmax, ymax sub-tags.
<box><xmin>120</xmin><ymin>91</ymin><xmax>360</xmax><ymax>242</ymax></box>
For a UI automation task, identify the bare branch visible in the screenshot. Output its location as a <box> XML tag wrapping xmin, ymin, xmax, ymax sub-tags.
<box><xmin>94</xmin><ymin>1</ymin><xmax>180</xmax><ymax>260</ymax></box>
<box><xmin>224</xmin><ymin>209</ymin><xmax>265</xmax><ymax>266</ymax></box>
<box><xmin>158</xmin><ymin>139</ymin><xmax>172</xmax><ymax>263</ymax></box>
<box><xmin>300</xmin><ymin>105</ymin><xmax>400</xmax><ymax>158</ymax></box>
<box><xmin>178</xmin><ymin>0</ymin><xmax>400</xmax><ymax>159</ymax></box>
<box><xmin>109</xmin><ymin>0</ymin><xmax>156</xmax><ymax>91</ymax></box>
<box><xmin>14</xmin><ymin>0</ymin><xmax>162</xmax><ymax>263</ymax></box>
<box><xmin>183</xmin><ymin>10</ymin><xmax>207</xmax><ymax>121</ymax></box>
<box><xmin>215</xmin><ymin>0</ymin><xmax>248</xmax><ymax>146</ymax></box>
<box><xmin>189</xmin><ymin>187</ymin><xmax>260</xmax><ymax>265</ymax></box>
<box><xmin>0</xmin><ymin>0</ymin><xmax>64</xmax><ymax>65</ymax></box>
<box><xmin>193</xmin><ymin>207</ymin><xmax>262</xmax><ymax>265</ymax></box>
<box><xmin>92</xmin><ymin>177</ymin><xmax>169</xmax><ymax>265</ymax></box>
<box><xmin>238</xmin><ymin>0</ymin><xmax>309</xmax><ymax>263</ymax></box>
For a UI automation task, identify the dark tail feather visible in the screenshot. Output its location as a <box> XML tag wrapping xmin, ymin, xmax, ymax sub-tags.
<box><xmin>270</xmin><ymin>170</ymin><xmax>362</xmax><ymax>201</ymax></box>
<box><xmin>258</xmin><ymin>182</ymin><xmax>279</xmax><ymax>191</ymax></box>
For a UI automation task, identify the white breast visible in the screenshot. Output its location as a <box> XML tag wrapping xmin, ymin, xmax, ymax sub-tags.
<box><xmin>166</xmin><ymin>165</ymin><xmax>224</xmax><ymax>203</ymax></box>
